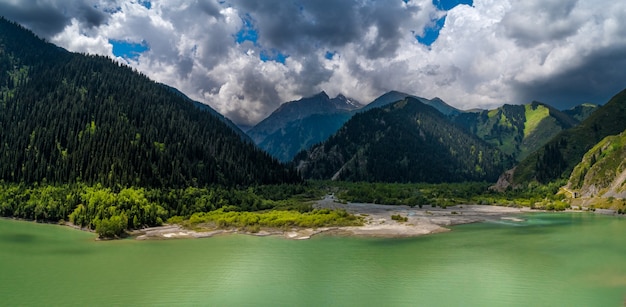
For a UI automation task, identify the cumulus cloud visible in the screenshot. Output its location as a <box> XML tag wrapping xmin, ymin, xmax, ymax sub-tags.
<box><xmin>1</xmin><ymin>0</ymin><xmax>625</xmax><ymax>125</ymax></box>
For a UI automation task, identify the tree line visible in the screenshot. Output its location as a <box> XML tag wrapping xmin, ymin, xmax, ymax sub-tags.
<box><xmin>0</xmin><ymin>182</ymin><xmax>315</xmax><ymax>238</ymax></box>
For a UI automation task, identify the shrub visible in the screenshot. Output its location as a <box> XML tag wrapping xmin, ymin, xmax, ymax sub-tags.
<box><xmin>391</xmin><ymin>214</ymin><xmax>408</xmax><ymax>222</ymax></box>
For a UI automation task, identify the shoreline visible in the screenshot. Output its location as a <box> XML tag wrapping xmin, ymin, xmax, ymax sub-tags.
<box><xmin>132</xmin><ymin>195</ymin><xmax>543</xmax><ymax>240</ymax></box>
<box><xmin>4</xmin><ymin>196</ymin><xmax>614</xmax><ymax>241</ymax></box>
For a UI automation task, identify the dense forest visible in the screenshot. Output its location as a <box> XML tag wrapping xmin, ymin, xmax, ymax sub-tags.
<box><xmin>0</xmin><ymin>17</ymin><xmax>299</xmax><ymax>188</ymax></box>
<box><xmin>294</xmin><ymin>98</ymin><xmax>513</xmax><ymax>183</ymax></box>
<box><xmin>513</xmin><ymin>88</ymin><xmax>626</xmax><ymax>184</ymax></box>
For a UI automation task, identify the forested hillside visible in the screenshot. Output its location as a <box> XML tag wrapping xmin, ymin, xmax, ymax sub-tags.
<box><xmin>513</xmin><ymin>88</ymin><xmax>626</xmax><ymax>184</ymax></box>
<box><xmin>566</xmin><ymin>129</ymin><xmax>626</xmax><ymax>198</ymax></box>
<box><xmin>293</xmin><ymin>98</ymin><xmax>512</xmax><ymax>183</ymax></box>
<box><xmin>453</xmin><ymin>102</ymin><xmax>579</xmax><ymax>161</ymax></box>
<box><xmin>0</xmin><ymin>17</ymin><xmax>299</xmax><ymax>188</ymax></box>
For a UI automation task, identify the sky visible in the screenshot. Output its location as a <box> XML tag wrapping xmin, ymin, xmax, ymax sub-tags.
<box><xmin>1</xmin><ymin>0</ymin><xmax>626</xmax><ymax>126</ymax></box>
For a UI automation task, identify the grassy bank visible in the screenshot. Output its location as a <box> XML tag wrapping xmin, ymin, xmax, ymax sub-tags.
<box><xmin>171</xmin><ymin>208</ymin><xmax>363</xmax><ymax>233</ymax></box>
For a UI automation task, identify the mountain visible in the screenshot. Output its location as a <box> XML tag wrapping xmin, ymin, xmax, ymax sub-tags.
<box><xmin>563</xmin><ymin>103</ymin><xmax>600</xmax><ymax>122</ymax></box>
<box><xmin>453</xmin><ymin>101</ymin><xmax>579</xmax><ymax>161</ymax></box>
<box><xmin>293</xmin><ymin>97</ymin><xmax>512</xmax><ymax>183</ymax></box>
<box><xmin>258</xmin><ymin>113</ymin><xmax>353</xmax><ymax>162</ymax></box>
<box><xmin>566</xmin><ymin>129</ymin><xmax>626</xmax><ymax>199</ymax></box>
<box><xmin>0</xmin><ymin>17</ymin><xmax>299</xmax><ymax>187</ymax></box>
<box><xmin>512</xmin><ymin>88</ymin><xmax>626</xmax><ymax>184</ymax></box>
<box><xmin>161</xmin><ymin>84</ymin><xmax>252</xmax><ymax>143</ymax></box>
<box><xmin>362</xmin><ymin>90</ymin><xmax>461</xmax><ymax>116</ymax></box>
<box><xmin>247</xmin><ymin>91</ymin><xmax>361</xmax><ymax>161</ymax></box>
<box><xmin>248</xmin><ymin>90</ymin><xmax>462</xmax><ymax>162</ymax></box>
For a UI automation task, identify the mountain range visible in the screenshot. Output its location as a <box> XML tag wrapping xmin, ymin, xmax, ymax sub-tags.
<box><xmin>293</xmin><ymin>97</ymin><xmax>512</xmax><ymax>183</ymax></box>
<box><xmin>2</xmin><ymin>16</ymin><xmax>623</xmax><ymax>194</ymax></box>
<box><xmin>248</xmin><ymin>90</ymin><xmax>465</xmax><ymax>162</ymax></box>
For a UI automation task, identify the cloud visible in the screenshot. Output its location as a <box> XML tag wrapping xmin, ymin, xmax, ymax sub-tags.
<box><xmin>1</xmin><ymin>0</ymin><xmax>625</xmax><ymax>125</ymax></box>
<box><xmin>0</xmin><ymin>0</ymin><xmax>108</xmax><ymax>36</ymax></box>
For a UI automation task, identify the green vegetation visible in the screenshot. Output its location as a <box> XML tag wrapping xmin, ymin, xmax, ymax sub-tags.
<box><xmin>0</xmin><ymin>179</ymin><xmax>584</xmax><ymax>239</ymax></box>
<box><xmin>294</xmin><ymin>98</ymin><xmax>512</xmax><ymax>183</ymax></box>
<box><xmin>514</xmin><ymin>88</ymin><xmax>626</xmax><ymax>184</ymax></box>
<box><xmin>452</xmin><ymin>102</ymin><xmax>578</xmax><ymax>161</ymax></box>
<box><xmin>0</xmin><ymin>17</ymin><xmax>299</xmax><ymax>188</ymax></box>
<box><xmin>0</xmin><ymin>182</ymin><xmax>325</xmax><ymax>238</ymax></box>
<box><xmin>567</xmin><ymin>130</ymin><xmax>626</xmax><ymax>197</ymax></box>
<box><xmin>390</xmin><ymin>214</ymin><xmax>408</xmax><ymax>222</ymax></box>
<box><xmin>314</xmin><ymin>180</ymin><xmax>569</xmax><ymax>209</ymax></box>
<box><xmin>182</xmin><ymin>207</ymin><xmax>362</xmax><ymax>230</ymax></box>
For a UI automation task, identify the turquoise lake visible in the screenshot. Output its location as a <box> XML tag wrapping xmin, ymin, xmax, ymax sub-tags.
<box><xmin>1</xmin><ymin>213</ymin><xmax>625</xmax><ymax>306</ymax></box>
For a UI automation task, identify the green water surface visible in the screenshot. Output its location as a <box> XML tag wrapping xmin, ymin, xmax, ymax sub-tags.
<box><xmin>0</xmin><ymin>213</ymin><xmax>625</xmax><ymax>306</ymax></box>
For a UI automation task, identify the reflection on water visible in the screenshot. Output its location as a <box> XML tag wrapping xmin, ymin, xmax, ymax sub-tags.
<box><xmin>0</xmin><ymin>232</ymin><xmax>37</xmax><ymax>243</ymax></box>
<box><xmin>0</xmin><ymin>213</ymin><xmax>625</xmax><ymax>306</ymax></box>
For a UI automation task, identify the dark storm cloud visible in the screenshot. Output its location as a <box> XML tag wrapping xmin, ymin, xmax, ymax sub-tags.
<box><xmin>6</xmin><ymin>0</ymin><xmax>625</xmax><ymax>126</ymax></box>
<box><xmin>288</xmin><ymin>55</ymin><xmax>334</xmax><ymax>97</ymax></box>
<box><xmin>0</xmin><ymin>0</ymin><xmax>108</xmax><ymax>37</ymax></box>
<box><xmin>197</xmin><ymin>0</ymin><xmax>224</xmax><ymax>19</ymax></box>
<box><xmin>232</xmin><ymin>0</ymin><xmax>422</xmax><ymax>59</ymax></box>
<box><xmin>513</xmin><ymin>46</ymin><xmax>626</xmax><ymax>108</ymax></box>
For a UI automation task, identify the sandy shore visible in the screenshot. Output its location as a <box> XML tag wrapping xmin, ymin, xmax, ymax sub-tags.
<box><xmin>134</xmin><ymin>195</ymin><xmax>534</xmax><ymax>240</ymax></box>
<box><xmin>311</xmin><ymin>194</ymin><xmax>534</xmax><ymax>238</ymax></box>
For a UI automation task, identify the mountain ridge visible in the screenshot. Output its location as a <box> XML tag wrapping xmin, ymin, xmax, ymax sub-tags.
<box><xmin>293</xmin><ymin>97</ymin><xmax>512</xmax><ymax>183</ymax></box>
<box><xmin>512</xmin><ymin>87</ymin><xmax>626</xmax><ymax>184</ymax></box>
<box><xmin>0</xmin><ymin>17</ymin><xmax>299</xmax><ymax>187</ymax></box>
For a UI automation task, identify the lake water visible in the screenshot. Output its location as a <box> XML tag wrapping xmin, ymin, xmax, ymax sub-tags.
<box><xmin>1</xmin><ymin>213</ymin><xmax>625</xmax><ymax>306</ymax></box>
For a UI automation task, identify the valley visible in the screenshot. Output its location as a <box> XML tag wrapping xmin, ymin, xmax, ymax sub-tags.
<box><xmin>0</xmin><ymin>17</ymin><xmax>624</xmax><ymax>241</ymax></box>
<box><xmin>1</xmin><ymin>1</ymin><xmax>626</xmax><ymax>305</ymax></box>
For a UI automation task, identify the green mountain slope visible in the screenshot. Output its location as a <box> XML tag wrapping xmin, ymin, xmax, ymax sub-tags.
<box><xmin>566</xmin><ymin>130</ymin><xmax>626</xmax><ymax>198</ymax></box>
<box><xmin>161</xmin><ymin>84</ymin><xmax>253</xmax><ymax>143</ymax></box>
<box><xmin>513</xmin><ymin>88</ymin><xmax>626</xmax><ymax>184</ymax></box>
<box><xmin>453</xmin><ymin>102</ymin><xmax>578</xmax><ymax>161</ymax></box>
<box><xmin>0</xmin><ymin>17</ymin><xmax>299</xmax><ymax>187</ymax></box>
<box><xmin>293</xmin><ymin>98</ymin><xmax>512</xmax><ymax>183</ymax></box>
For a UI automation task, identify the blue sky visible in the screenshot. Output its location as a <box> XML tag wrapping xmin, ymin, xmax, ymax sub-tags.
<box><xmin>3</xmin><ymin>0</ymin><xmax>625</xmax><ymax>126</ymax></box>
<box><xmin>110</xmin><ymin>40</ymin><xmax>149</xmax><ymax>61</ymax></box>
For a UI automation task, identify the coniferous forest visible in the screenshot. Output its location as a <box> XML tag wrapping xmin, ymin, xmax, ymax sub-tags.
<box><xmin>0</xmin><ymin>17</ymin><xmax>299</xmax><ymax>188</ymax></box>
<box><xmin>1</xmin><ymin>16</ymin><xmax>625</xmax><ymax>239</ymax></box>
